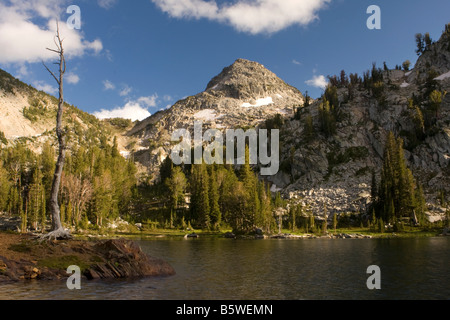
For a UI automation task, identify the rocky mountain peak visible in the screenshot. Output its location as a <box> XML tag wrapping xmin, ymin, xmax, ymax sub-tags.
<box><xmin>205</xmin><ymin>58</ymin><xmax>303</xmax><ymax>101</ymax></box>
<box><xmin>128</xmin><ymin>59</ymin><xmax>305</xmax><ymax>178</ymax></box>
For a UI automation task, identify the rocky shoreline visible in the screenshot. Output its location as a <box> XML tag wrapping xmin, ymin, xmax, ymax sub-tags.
<box><xmin>0</xmin><ymin>234</ymin><xmax>175</xmax><ymax>283</ymax></box>
<box><xmin>224</xmin><ymin>232</ymin><xmax>373</xmax><ymax>240</ymax></box>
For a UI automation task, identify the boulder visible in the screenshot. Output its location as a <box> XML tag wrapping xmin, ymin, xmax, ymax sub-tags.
<box><xmin>224</xmin><ymin>232</ymin><xmax>236</xmax><ymax>239</ymax></box>
<box><xmin>254</xmin><ymin>228</ymin><xmax>264</xmax><ymax>236</ymax></box>
<box><xmin>185</xmin><ymin>233</ymin><xmax>198</xmax><ymax>238</ymax></box>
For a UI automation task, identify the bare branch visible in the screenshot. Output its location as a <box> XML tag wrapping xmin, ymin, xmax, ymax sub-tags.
<box><xmin>46</xmin><ymin>48</ymin><xmax>61</xmax><ymax>54</ymax></box>
<box><xmin>42</xmin><ymin>61</ymin><xmax>59</xmax><ymax>84</ymax></box>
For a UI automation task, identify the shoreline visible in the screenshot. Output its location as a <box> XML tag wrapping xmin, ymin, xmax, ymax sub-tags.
<box><xmin>0</xmin><ymin>228</ymin><xmax>447</xmax><ymax>284</ymax></box>
<box><xmin>72</xmin><ymin>227</ymin><xmax>447</xmax><ymax>241</ymax></box>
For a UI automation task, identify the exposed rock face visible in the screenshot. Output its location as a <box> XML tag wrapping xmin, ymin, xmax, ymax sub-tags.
<box><xmin>128</xmin><ymin>59</ymin><xmax>305</xmax><ymax>176</ymax></box>
<box><xmin>0</xmin><ymin>237</ymin><xmax>175</xmax><ymax>283</ymax></box>
<box><xmin>84</xmin><ymin>239</ymin><xmax>175</xmax><ymax>280</ymax></box>
<box><xmin>277</xmin><ymin>30</ymin><xmax>450</xmax><ymax>220</ymax></box>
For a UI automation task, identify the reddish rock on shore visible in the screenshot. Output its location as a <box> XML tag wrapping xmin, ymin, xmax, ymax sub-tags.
<box><xmin>0</xmin><ymin>234</ymin><xmax>175</xmax><ymax>283</ymax></box>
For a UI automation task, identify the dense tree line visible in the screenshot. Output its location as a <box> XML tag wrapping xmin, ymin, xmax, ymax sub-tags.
<box><xmin>0</xmin><ymin>136</ymin><xmax>137</xmax><ymax>232</ymax></box>
<box><xmin>161</xmin><ymin>146</ymin><xmax>277</xmax><ymax>234</ymax></box>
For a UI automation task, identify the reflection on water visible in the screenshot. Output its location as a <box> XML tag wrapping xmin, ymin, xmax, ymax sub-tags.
<box><xmin>0</xmin><ymin>237</ymin><xmax>449</xmax><ymax>300</ymax></box>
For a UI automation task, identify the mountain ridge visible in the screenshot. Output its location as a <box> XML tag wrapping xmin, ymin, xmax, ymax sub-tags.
<box><xmin>1</xmin><ymin>27</ymin><xmax>449</xmax><ymax>223</ymax></box>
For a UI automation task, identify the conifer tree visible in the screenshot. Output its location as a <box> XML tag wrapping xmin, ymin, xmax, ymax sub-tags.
<box><xmin>209</xmin><ymin>166</ymin><xmax>221</xmax><ymax>230</ymax></box>
<box><xmin>429</xmin><ymin>90</ymin><xmax>443</xmax><ymax>119</ymax></box>
<box><xmin>333</xmin><ymin>213</ymin><xmax>337</xmax><ymax>233</ymax></box>
<box><xmin>424</xmin><ymin>32</ymin><xmax>433</xmax><ymax>49</ymax></box>
<box><xmin>304</xmin><ymin>114</ymin><xmax>315</xmax><ymax>142</ymax></box>
<box><xmin>371</xmin><ymin>170</ymin><xmax>378</xmax><ymax>202</ymax></box>
<box><xmin>0</xmin><ymin>166</ymin><xmax>10</xmax><ymax>212</ymax></box>
<box><xmin>322</xmin><ymin>205</ymin><xmax>328</xmax><ymax>234</ymax></box>
<box><xmin>166</xmin><ymin>166</ymin><xmax>187</xmax><ymax>212</ymax></box>
<box><xmin>318</xmin><ymin>99</ymin><xmax>336</xmax><ymax>137</ymax></box>
<box><xmin>198</xmin><ymin>164</ymin><xmax>211</xmax><ymax>229</ymax></box>
<box><xmin>378</xmin><ymin>132</ymin><xmax>424</xmax><ymax>225</ymax></box>
<box><xmin>416</xmin><ymin>33</ymin><xmax>425</xmax><ymax>56</ymax></box>
<box><xmin>290</xmin><ymin>207</ymin><xmax>296</xmax><ymax>232</ymax></box>
<box><xmin>402</xmin><ymin>60</ymin><xmax>411</xmax><ymax>71</ymax></box>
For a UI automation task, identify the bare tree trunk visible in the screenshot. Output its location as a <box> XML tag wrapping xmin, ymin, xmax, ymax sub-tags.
<box><xmin>42</xmin><ymin>22</ymin><xmax>71</xmax><ymax>240</ymax></box>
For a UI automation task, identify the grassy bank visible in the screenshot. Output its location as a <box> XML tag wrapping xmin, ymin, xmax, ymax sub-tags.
<box><xmin>71</xmin><ymin>225</ymin><xmax>446</xmax><ymax>240</ymax></box>
<box><xmin>283</xmin><ymin>225</ymin><xmax>444</xmax><ymax>239</ymax></box>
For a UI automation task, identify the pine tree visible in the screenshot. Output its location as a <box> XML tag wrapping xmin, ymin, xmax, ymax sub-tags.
<box><xmin>290</xmin><ymin>205</ymin><xmax>297</xmax><ymax>232</ymax></box>
<box><xmin>309</xmin><ymin>214</ymin><xmax>315</xmax><ymax>232</ymax></box>
<box><xmin>20</xmin><ymin>193</ymin><xmax>27</xmax><ymax>233</ymax></box>
<box><xmin>378</xmin><ymin>217</ymin><xmax>385</xmax><ymax>233</ymax></box>
<box><xmin>304</xmin><ymin>91</ymin><xmax>311</xmax><ymax>107</ymax></box>
<box><xmin>209</xmin><ymin>166</ymin><xmax>221</xmax><ymax>230</ymax></box>
<box><xmin>413</xmin><ymin>106</ymin><xmax>425</xmax><ymax>139</ymax></box>
<box><xmin>166</xmin><ymin>166</ymin><xmax>187</xmax><ymax>212</ymax></box>
<box><xmin>402</xmin><ymin>60</ymin><xmax>411</xmax><ymax>71</ymax></box>
<box><xmin>333</xmin><ymin>213</ymin><xmax>337</xmax><ymax>233</ymax></box>
<box><xmin>371</xmin><ymin>170</ymin><xmax>378</xmax><ymax>202</ymax></box>
<box><xmin>424</xmin><ymin>32</ymin><xmax>433</xmax><ymax>50</ymax></box>
<box><xmin>112</xmin><ymin>136</ymin><xmax>120</xmax><ymax>158</ymax></box>
<box><xmin>429</xmin><ymin>90</ymin><xmax>443</xmax><ymax>119</ymax></box>
<box><xmin>198</xmin><ymin>164</ymin><xmax>210</xmax><ymax>229</ymax></box>
<box><xmin>318</xmin><ymin>99</ymin><xmax>336</xmax><ymax>137</ymax></box>
<box><xmin>265</xmin><ymin>183</ymin><xmax>274</xmax><ymax>233</ymax></box>
<box><xmin>371</xmin><ymin>209</ymin><xmax>377</xmax><ymax>232</ymax></box>
<box><xmin>60</xmin><ymin>202</ymin><xmax>66</xmax><ymax>226</ymax></box>
<box><xmin>39</xmin><ymin>189</ymin><xmax>46</xmax><ymax>232</ymax></box>
<box><xmin>304</xmin><ymin>114</ymin><xmax>315</xmax><ymax>142</ymax></box>
<box><xmin>67</xmin><ymin>200</ymin><xmax>73</xmax><ymax>227</ymax></box>
<box><xmin>0</xmin><ymin>166</ymin><xmax>10</xmax><ymax>212</ymax></box>
<box><xmin>40</xmin><ymin>141</ymin><xmax>55</xmax><ymax>210</ymax></box>
<box><xmin>28</xmin><ymin>165</ymin><xmax>45</xmax><ymax>231</ymax></box>
<box><xmin>415</xmin><ymin>33</ymin><xmax>424</xmax><ymax>56</ymax></box>
<box><xmin>378</xmin><ymin>132</ymin><xmax>422</xmax><ymax>225</ymax></box>
<box><xmin>322</xmin><ymin>205</ymin><xmax>328</xmax><ymax>235</ymax></box>
<box><xmin>240</xmin><ymin>145</ymin><xmax>259</xmax><ymax>233</ymax></box>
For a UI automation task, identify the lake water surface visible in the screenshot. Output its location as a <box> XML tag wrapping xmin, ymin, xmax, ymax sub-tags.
<box><xmin>0</xmin><ymin>237</ymin><xmax>449</xmax><ymax>300</ymax></box>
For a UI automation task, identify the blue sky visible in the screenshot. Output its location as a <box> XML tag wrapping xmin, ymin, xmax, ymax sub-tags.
<box><xmin>0</xmin><ymin>0</ymin><xmax>449</xmax><ymax>121</ymax></box>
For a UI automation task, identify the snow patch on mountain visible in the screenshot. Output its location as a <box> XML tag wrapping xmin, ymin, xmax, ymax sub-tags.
<box><xmin>435</xmin><ymin>71</ymin><xmax>450</xmax><ymax>81</ymax></box>
<box><xmin>242</xmin><ymin>97</ymin><xmax>274</xmax><ymax>108</ymax></box>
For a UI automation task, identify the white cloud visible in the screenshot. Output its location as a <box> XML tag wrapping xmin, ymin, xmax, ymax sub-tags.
<box><xmin>137</xmin><ymin>95</ymin><xmax>158</xmax><ymax>107</ymax></box>
<box><xmin>66</xmin><ymin>72</ymin><xmax>80</xmax><ymax>84</ymax></box>
<box><xmin>119</xmin><ymin>85</ymin><xmax>132</xmax><ymax>97</ymax></box>
<box><xmin>163</xmin><ymin>95</ymin><xmax>173</xmax><ymax>101</ymax></box>
<box><xmin>103</xmin><ymin>80</ymin><xmax>116</xmax><ymax>90</ymax></box>
<box><xmin>152</xmin><ymin>0</ymin><xmax>331</xmax><ymax>35</ymax></box>
<box><xmin>305</xmin><ymin>75</ymin><xmax>328</xmax><ymax>89</ymax></box>
<box><xmin>16</xmin><ymin>64</ymin><xmax>30</xmax><ymax>78</ymax></box>
<box><xmin>0</xmin><ymin>0</ymin><xmax>103</xmax><ymax>64</ymax></box>
<box><xmin>93</xmin><ymin>95</ymin><xmax>158</xmax><ymax>121</ymax></box>
<box><xmin>292</xmin><ymin>59</ymin><xmax>302</xmax><ymax>66</ymax></box>
<box><xmin>93</xmin><ymin>104</ymin><xmax>151</xmax><ymax>122</ymax></box>
<box><xmin>33</xmin><ymin>80</ymin><xmax>58</xmax><ymax>95</ymax></box>
<box><xmin>98</xmin><ymin>0</ymin><xmax>118</xmax><ymax>9</ymax></box>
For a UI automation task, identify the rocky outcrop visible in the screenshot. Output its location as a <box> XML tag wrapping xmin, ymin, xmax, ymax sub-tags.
<box><xmin>83</xmin><ymin>239</ymin><xmax>175</xmax><ymax>280</ymax></box>
<box><xmin>276</xmin><ymin>29</ymin><xmax>450</xmax><ymax>220</ymax></box>
<box><xmin>0</xmin><ymin>238</ymin><xmax>175</xmax><ymax>283</ymax></box>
